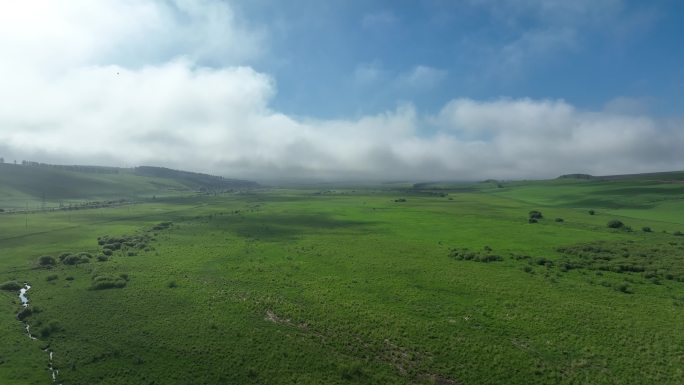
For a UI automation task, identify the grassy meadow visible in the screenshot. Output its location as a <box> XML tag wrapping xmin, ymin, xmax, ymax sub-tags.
<box><xmin>1</xmin><ymin>173</ymin><xmax>683</xmax><ymax>384</ymax></box>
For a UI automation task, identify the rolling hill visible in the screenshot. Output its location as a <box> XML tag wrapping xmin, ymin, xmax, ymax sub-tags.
<box><xmin>0</xmin><ymin>162</ymin><xmax>258</xmax><ymax>210</ymax></box>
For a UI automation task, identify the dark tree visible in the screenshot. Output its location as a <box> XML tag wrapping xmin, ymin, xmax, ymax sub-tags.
<box><xmin>607</xmin><ymin>219</ymin><xmax>625</xmax><ymax>229</ymax></box>
<box><xmin>529</xmin><ymin>210</ymin><xmax>543</xmax><ymax>220</ymax></box>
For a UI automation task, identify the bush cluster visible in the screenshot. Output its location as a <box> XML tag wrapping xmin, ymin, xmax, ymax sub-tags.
<box><xmin>0</xmin><ymin>280</ymin><xmax>22</xmax><ymax>291</ymax></box>
<box><xmin>98</xmin><ymin>233</ymin><xmax>151</xmax><ymax>255</ymax></box>
<box><xmin>90</xmin><ymin>274</ymin><xmax>127</xmax><ymax>290</ymax></box>
<box><xmin>607</xmin><ymin>219</ymin><xmax>625</xmax><ymax>229</ymax></box>
<box><xmin>449</xmin><ymin>248</ymin><xmax>503</xmax><ymax>263</ymax></box>
<box><xmin>152</xmin><ymin>221</ymin><xmax>173</xmax><ymax>231</ymax></box>
<box><xmin>557</xmin><ymin>240</ymin><xmax>684</xmax><ymax>283</ymax></box>
<box><xmin>61</xmin><ymin>253</ymin><xmax>91</xmax><ymax>265</ymax></box>
<box><xmin>38</xmin><ymin>255</ymin><xmax>56</xmax><ymax>266</ymax></box>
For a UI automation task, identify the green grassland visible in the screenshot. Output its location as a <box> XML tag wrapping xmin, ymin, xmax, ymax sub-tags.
<box><xmin>1</xmin><ymin>173</ymin><xmax>683</xmax><ymax>384</ymax></box>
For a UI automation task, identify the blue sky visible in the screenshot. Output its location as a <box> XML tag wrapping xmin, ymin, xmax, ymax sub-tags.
<box><xmin>0</xmin><ymin>0</ymin><xmax>682</xmax><ymax>181</ymax></box>
<box><xmin>240</xmin><ymin>0</ymin><xmax>684</xmax><ymax>118</ymax></box>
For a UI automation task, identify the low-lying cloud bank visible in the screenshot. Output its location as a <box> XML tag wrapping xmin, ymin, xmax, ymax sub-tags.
<box><xmin>1</xmin><ymin>59</ymin><xmax>682</xmax><ymax>181</ymax></box>
<box><xmin>0</xmin><ymin>1</ymin><xmax>682</xmax><ymax>181</ymax></box>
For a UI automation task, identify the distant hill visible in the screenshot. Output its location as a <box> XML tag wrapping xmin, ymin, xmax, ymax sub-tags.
<box><xmin>595</xmin><ymin>171</ymin><xmax>684</xmax><ymax>181</ymax></box>
<box><xmin>133</xmin><ymin>166</ymin><xmax>258</xmax><ymax>190</ymax></box>
<box><xmin>558</xmin><ymin>171</ymin><xmax>684</xmax><ymax>182</ymax></box>
<box><xmin>557</xmin><ymin>173</ymin><xmax>595</xmax><ymax>180</ymax></box>
<box><xmin>0</xmin><ymin>162</ymin><xmax>257</xmax><ymax>209</ymax></box>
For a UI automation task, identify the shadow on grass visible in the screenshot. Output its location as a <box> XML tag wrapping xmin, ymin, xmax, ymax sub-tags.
<box><xmin>220</xmin><ymin>213</ymin><xmax>379</xmax><ymax>241</ymax></box>
<box><xmin>556</xmin><ymin>197</ymin><xmax>656</xmax><ymax>209</ymax></box>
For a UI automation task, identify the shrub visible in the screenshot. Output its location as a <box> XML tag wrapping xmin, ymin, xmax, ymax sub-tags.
<box><xmin>449</xmin><ymin>248</ymin><xmax>502</xmax><ymax>263</ymax></box>
<box><xmin>529</xmin><ymin>210</ymin><xmax>543</xmax><ymax>220</ymax></box>
<box><xmin>522</xmin><ymin>266</ymin><xmax>533</xmax><ymax>273</ymax></box>
<box><xmin>39</xmin><ymin>321</ymin><xmax>60</xmax><ymax>338</ymax></box>
<box><xmin>38</xmin><ymin>255</ymin><xmax>56</xmax><ymax>266</ymax></box>
<box><xmin>533</xmin><ymin>257</ymin><xmax>554</xmax><ymax>267</ymax></box>
<box><xmin>394</xmin><ymin>198</ymin><xmax>407</xmax><ymax>203</ymax></box>
<box><xmin>674</xmin><ymin>231</ymin><xmax>684</xmax><ymax>237</ymax></box>
<box><xmin>102</xmin><ymin>249</ymin><xmax>113</xmax><ymax>256</ymax></box>
<box><xmin>339</xmin><ymin>362</ymin><xmax>365</xmax><ymax>380</ymax></box>
<box><xmin>478</xmin><ymin>254</ymin><xmax>503</xmax><ymax>262</ymax></box>
<box><xmin>607</xmin><ymin>220</ymin><xmax>625</xmax><ymax>229</ymax></box>
<box><xmin>615</xmin><ymin>283</ymin><xmax>633</xmax><ymax>294</ymax></box>
<box><xmin>46</xmin><ymin>274</ymin><xmax>58</xmax><ymax>282</ymax></box>
<box><xmin>65</xmin><ymin>276</ymin><xmax>75</xmax><ymax>281</ymax></box>
<box><xmin>555</xmin><ymin>218</ymin><xmax>564</xmax><ymax>222</ymax></box>
<box><xmin>0</xmin><ymin>281</ymin><xmax>22</xmax><ymax>291</ymax></box>
<box><xmin>167</xmin><ymin>280</ymin><xmax>178</xmax><ymax>288</ymax></box>
<box><xmin>152</xmin><ymin>222</ymin><xmax>173</xmax><ymax>230</ymax></box>
<box><xmin>17</xmin><ymin>306</ymin><xmax>33</xmax><ymax>320</ymax></box>
<box><xmin>96</xmin><ymin>255</ymin><xmax>109</xmax><ymax>262</ymax></box>
<box><xmin>642</xmin><ymin>226</ymin><xmax>652</xmax><ymax>233</ymax></box>
<box><xmin>62</xmin><ymin>254</ymin><xmax>90</xmax><ymax>265</ymax></box>
<box><xmin>103</xmin><ymin>242</ymin><xmax>121</xmax><ymax>251</ymax></box>
<box><xmin>588</xmin><ymin>209</ymin><xmax>595</xmax><ymax>215</ymax></box>
<box><xmin>90</xmin><ymin>274</ymin><xmax>127</xmax><ymax>290</ymax></box>
<box><xmin>528</xmin><ymin>218</ymin><xmax>538</xmax><ymax>224</ymax></box>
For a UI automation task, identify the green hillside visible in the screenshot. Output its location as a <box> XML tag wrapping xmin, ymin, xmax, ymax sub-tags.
<box><xmin>0</xmin><ymin>163</ymin><xmax>257</xmax><ymax>210</ymax></box>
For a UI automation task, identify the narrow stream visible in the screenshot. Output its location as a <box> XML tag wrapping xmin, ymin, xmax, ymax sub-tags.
<box><xmin>18</xmin><ymin>283</ymin><xmax>61</xmax><ymax>384</ymax></box>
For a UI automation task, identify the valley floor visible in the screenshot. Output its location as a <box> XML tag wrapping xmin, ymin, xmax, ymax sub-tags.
<box><xmin>1</xmin><ymin>185</ymin><xmax>683</xmax><ymax>384</ymax></box>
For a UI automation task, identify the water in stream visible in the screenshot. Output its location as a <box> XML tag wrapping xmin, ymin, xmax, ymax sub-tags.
<box><xmin>18</xmin><ymin>283</ymin><xmax>61</xmax><ymax>384</ymax></box>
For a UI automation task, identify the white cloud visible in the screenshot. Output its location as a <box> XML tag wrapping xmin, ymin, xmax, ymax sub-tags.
<box><xmin>0</xmin><ymin>0</ymin><xmax>681</xmax><ymax>181</ymax></box>
<box><xmin>0</xmin><ymin>0</ymin><xmax>265</xmax><ymax>73</ymax></box>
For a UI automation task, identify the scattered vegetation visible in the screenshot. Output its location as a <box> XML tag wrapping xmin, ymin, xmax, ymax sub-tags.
<box><xmin>0</xmin><ymin>281</ymin><xmax>22</xmax><ymax>291</ymax></box>
<box><xmin>607</xmin><ymin>219</ymin><xmax>625</xmax><ymax>229</ymax></box>
<box><xmin>38</xmin><ymin>255</ymin><xmax>56</xmax><ymax>266</ymax></box>
<box><xmin>152</xmin><ymin>221</ymin><xmax>173</xmax><ymax>231</ymax></box>
<box><xmin>61</xmin><ymin>253</ymin><xmax>91</xmax><ymax>265</ymax></box>
<box><xmin>528</xmin><ymin>210</ymin><xmax>543</xmax><ymax>220</ymax></box>
<box><xmin>449</xmin><ymin>247</ymin><xmax>503</xmax><ymax>262</ymax></box>
<box><xmin>16</xmin><ymin>306</ymin><xmax>33</xmax><ymax>321</ymax></box>
<box><xmin>38</xmin><ymin>321</ymin><xmax>61</xmax><ymax>338</ymax></box>
<box><xmin>556</xmin><ymin>240</ymin><xmax>684</xmax><ymax>282</ymax></box>
<box><xmin>90</xmin><ymin>274</ymin><xmax>127</xmax><ymax>290</ymax></box>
